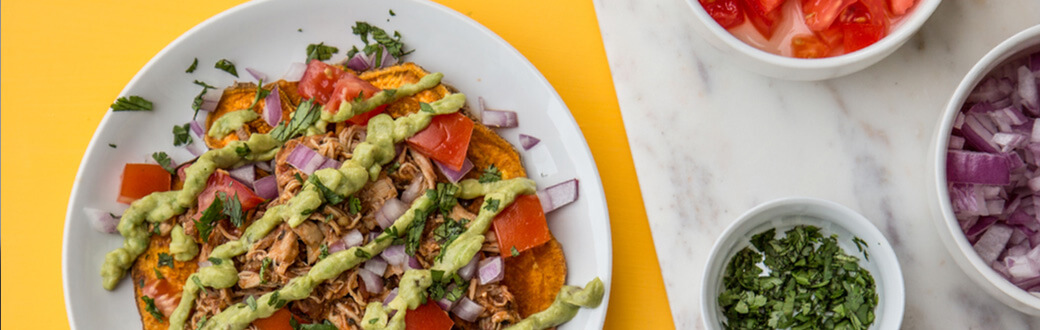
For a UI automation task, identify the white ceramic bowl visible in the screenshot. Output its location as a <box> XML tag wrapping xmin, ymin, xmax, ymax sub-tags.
<box><xmin>931</xmin><ymin>25</ymin><xmax>1040</xmax><ymax>315</ymax></box>
<box><xmin>684</xmin><ymin>0</ymin><xmax>941</xmax><ymax>80</ymax></box>
<box><xmin>701</xmin><ymin>197</ymin><xmax>904</xmax><ymax>329</ymax></box>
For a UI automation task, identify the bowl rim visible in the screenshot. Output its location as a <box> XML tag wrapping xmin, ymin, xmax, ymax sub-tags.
<box><xmin>933</xmin><ymin>24</ymin><xmax>1040</xmax><ymax>311</ymax></box>
<box><xmin>683</xmin><ymin>0</ymin><xmax>942</xmax><ymax>69</ymax></box>
<box><xmin>700</xmin><ymin>197</ymin><xmax>905</xmax><ymax>329</ymax></box>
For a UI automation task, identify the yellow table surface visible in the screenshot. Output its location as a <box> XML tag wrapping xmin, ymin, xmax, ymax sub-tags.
<box><xmin>0</xmin><ymin>0</ymin><xmax>674</xmax><ymax>328</ymax></box>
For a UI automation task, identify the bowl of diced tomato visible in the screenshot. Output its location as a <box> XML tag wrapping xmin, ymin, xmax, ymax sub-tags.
<box><xmin>686</xmin><ymin>0</ymin><xmax>941</xmax><ymax>80</ymax></box>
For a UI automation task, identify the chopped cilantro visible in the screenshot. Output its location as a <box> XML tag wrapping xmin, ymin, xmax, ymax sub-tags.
<box><xmin>306</xmin><ymin>42</ymin><xmax>339</xmax><ymax>62</ymax></box>
<box><xmin>111</xmin><ymin>95</ymin><xmax>153</xmax><ymax>111</ymax></box>
<box><xmin>351</xmin><ymin>21</ymin><xmax>413</xmax><ymax>59</ymax></box>
<box><xmin>247</xmin><ymin>80</ymin><xmax>271</xmax><ymax>110</ymax></box>
<box><xmin>270</xmin><ymin>99</ymin><xmax>321</xmax><ymax>142</ymax></box>
<box><xmin>478</xmin><ymin>164</ymin><xmax>502</xmax><ymax>183</ymax></box>
<box><xmin>245</xmin><ymin>295</ymin><xmax>257</xmax><ymax>311</ymax></box>
<box><xmin>173</xmin><ymin>123</ymin><xmax>193</xmax><ymax>147</ymax></box>
<box><xmin>152</xmin><ymin>152</ymin><xmax>176</xmax><ymax>175</ymax></box>
<box><xmin>309</xmin><ymin>175</ymin><xmax>345</xmax><ymax>205</ymax></box>
<box><xmin>157</xmin><ymin>252</ymin><xmax>174</xmax><ymax>268</ymax></box>
<box><xmin>235</xmin><ymin>144</ymin><xmax>251</xmax><ymax>157</ymax></box>
<box><xmin>386</xmin><ymin>162</ymin><xmax>400</xmax><ymax>174</ymax></box>
<box><xmin>348</xmin><ymin>196</ymin><xmax>361</xmax><ymax>214</ymax></box>
<box><xmin>483</xmin><ymin>198</ymin><xmax>500</xmax><ymax>212</ymax></box>
<box><xmin>320</xmin><ymin>243</ymin><xmax>329</xmax><ymax>260</ymax></box>
<box><xmin>354</xmin><ymin>248</ymin><xmax>371</xmax><ymax>259</ymax></box>
<box><xmin>193</xmin><ymin>197</ymin><xmax>224</xmax><ymax>241</ymax></box>
<box><xmin>142</xmin><ymin>296</ymin><xmax>164</xmax><ymax>322</ymax></box>
<box><xmin>419</xmin><ymin>102</ymin><xmax>434</xmax><ymax>113</ymax></box>
<box><xmin>268</xmin><ymin>291</ymin><xmax>281</xmax><ymax>306</ymax></box>
<box><xmin>220</xmin><ymin>192</ymin><xmax>245</xmax><ymax>227</ymax></box>
<box><xmin>260</xmin><ymin>257</ymin><xmax>272</xmax><ymax>284</ymax></box>
<box><xmin>389</xmin><ymin>9</ymin><xmax>396</xmax><ymax>16</ymax></box>
<box><xmin>190</xmin><ymin>80</ymin><xmax>216</xmax><ymax>119</ymax></box>
<box><xmin>153</xmin><ymin>267</ymin><xmax>164</xmax><ymax>279</ymax></box>
<box><xmin>294</xmin><ymin>173</ymin><xmax>305</xmax><ymax>185</ymax></box>
<box><xmin>191</xmin><ymin>275</ymin><xmax>207</xmax><ymax>294</ymax></box>
<box><xmin>214</xmin><ymin>59</ymin><xmax>238</xmax><ymax>77</ymax></box>
<box><xmin>207</xmin><ymin>257</ymin><xmax>223</xmax><ymax>266</ymax></box>
<box><xmin>194</xmin><ymin>315</ymin><xmax>208</xmax><ymax>330</ymax></box>
<box><xmin>109</xmin><ymin>143</ymin><xmax>117</xmax><ymax>148</ymax></box>
<box><xmin>434</xmin><ymin>217</ymin><xmax>469</xmax><ymax>261</ymax></box>
<box><xmin>511</xmin><ymin>246</ymin><xmax>519</xmax><ymax>257</ymax></box>
<box><xmin>186</xmin><ymin>58</ymin><xmax>198</xmax><ymax>73</ymax></box>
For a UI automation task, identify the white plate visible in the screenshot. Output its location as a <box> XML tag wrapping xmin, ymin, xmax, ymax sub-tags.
<box><xmin>61</xmin><ymin>0</ymin><xmax>612</xmax><ymax>328</ymax></box>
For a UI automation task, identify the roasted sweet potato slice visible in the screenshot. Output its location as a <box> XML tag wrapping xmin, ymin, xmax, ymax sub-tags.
<box><xmin>204</xmin><ymin>80</ymin><xmax>299</xmax><ymax>149</ymax></box>
<box><xmin>131</xmin><ymin>236</ymin><xmax>199</xmax><ymax>330</ymax></box>
<box><xmin>501</xmin><ymin>236</ymin><xmax>567</xmax><ymax>317</ymax></box>
<box><xmin>358</xmin><ymin>62</ymin><xmax>451</xmax><ymax>118</ymax></box>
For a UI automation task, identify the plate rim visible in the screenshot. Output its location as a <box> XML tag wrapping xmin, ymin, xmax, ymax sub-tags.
<box><xmin>61</xmin><ymin>0</ymin><xmax>613</xmax><ymax>328</ymax></box>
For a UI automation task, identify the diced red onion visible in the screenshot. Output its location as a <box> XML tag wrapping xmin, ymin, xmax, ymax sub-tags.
<box><xmin>286</xmin><ymin>145</ymin><xmax>329</xmax><ymax>175</ymax></box>
<box><xmin>383</xmin><ymin>288</ymin><xmax>399</xmax><ymax>305</ymax></box>
<box><xmin>946</xmin><ymin>150</ymin><xmax>1011</xmax><ymax>185</ymax></box>
<box><xmin>519</xmin><ymin>134</ymin><xmax>540</xmax><ymax>150</ymax></box>
<box><xmin>436</xmin><ymin>294</ymin><xmax>456</xmax><ymax>311</ymax></box>
<box><xmin>343</xmin><ymin>229</ymin><xmax>364</xmax><ymax>249</ymax></box>
<box><xmin>949</xmin><ymin>136</ymin><xmax>966</xmax><ymax>150</ymax></box>
<box><xmin>245</xmin><ymin>68</ymin><xmax>268</xmax><ymax>82</ymax></box>
<box><xmin>482</xmin><ymin>109</ymin><xmax>518</xmax><ymax>128</ymax></box>
<box><xmin>282</xmin><ymin>62</ymin><xmax>307</xmax><ymax>82</ymax></box>
<box><xmin>458</xmin><ymin>255</ymin><xmax>479</xmax><ymax>281</ymax></box>
<box><xmin>364</xmin><ymin>256</ymin><xmax>388</xmax><ymax>276</ymax></box>
<box><xmin>406</xmin><ymin>256</ymin><xmax>421</xmax><ymax>270</ymax></box>
<box><xmin>200</xmin><ymin>89</ymin><xmax>223</xmax><ymax>112</ymax></box>
<box><xmin>346</xmin><ymin>53</ymin><xmax>373</xmax><ymax>72</ymax></box>
<box><xmin>253</xmin><ymin>175</ymin><xmax>278</xmax><ymax>200</ymax></box>
<box><xmin>228</xmin><ymin>164</ymin><xmax>256</xmax><ymax>189</ymax></box>
<box><xmin>328</xmin><ymin>240</ymin><xmax>346</xmax><ymax>254</ymax></box>
<box><xmin>264</xmin><ymin>85</ymin><xmax>282</xmax><ymax>127</ymax></box>
<box><xmin>318</xmin><ymin>158</ymin><xmax>341</xmax><ymax>171</ymax></box>
<box><xmin>85</xmin><ymin>207</ymin><xmax>119</xmax><ymax>234</ymax></box>
<box><xmin>478</xmin><ymin>256</ymin><xmax>504</xmax><ymax>285</ymax></box>
<box><xmin>358</xmin><ymin>268</ymin><xmax>383</xmax><ymax>294</ymax></box>
<box><xmin>255</xmin><ymin>160</ymin><xmax>273</xmax><ymax>172</ymax></box>
<box><xmin>375</xmin><ymin>198</ymin><xmax>408</xmax><ymax>229</ymax></box>
<box><xmin>401</xmin><ymin>178</ymin><xmax>424</xmax><ymax>204</ymax></box>
<box><xmin>189</xmin><ymin>120</ymin><xmax>205</xmax><ymax>136</ymax></box>
<box><xmin>184</xmin><ymin>120</ymin><xmax>208</xmax><ymax>157</ymax></box>
<box><xmin>435</xmin><ymin>158</ymin><xmax>473</xmax><ymax>183</ymax></box>
<box><xmin>1018</xmin><ymin>66</ymin><xmax>1039</xmax><ymax>112</ymax></box>
<box><xmin>376</xmin><ymin>46</ymin><xmax>398</xmax><ymax>68</ymax></box>
<box><xmin>536</xmin><ymin>179</ymin><xmax>579</xmax><ymax>214</ymax></box>
<box><xmin>381</xmin><ymin>245</ymin><xmax>408</xmax><ymax>266</ymax></box>
<box><xmin>477</xmin><ymin>96</ymin><xmax>488</xmax><ymax>120</ymax></box>
<box><xmin>451</xmin><ymin>297</ymin><xmax>485</xmax><ymax>322</ymax></box>
<box><xmin>974</xmin><ymin>224</ymin><xmax>1013</xmax><ymax>265</ymax></box>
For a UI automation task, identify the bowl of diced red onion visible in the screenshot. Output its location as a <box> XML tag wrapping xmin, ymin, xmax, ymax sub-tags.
<box><xmin>933</xmin><ymin>25</ymin><xmax>1040</xmax><ymax>315</ymax></box>
<box><xmin>685</xmin><ymin>0</ymin><xmax>941</xmax><ymax>80</ymax></box>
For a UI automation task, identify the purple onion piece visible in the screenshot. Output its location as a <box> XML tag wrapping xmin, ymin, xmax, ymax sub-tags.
<box><xmin>346</xmin><ymin>53</ymin><xmax>373</xmax><ymax>72</ymax></box>
<box><xmin>264</xmin><ymin>85</ymin><xmax>282</xmax><ymax>126</ymax></box>
<box><xmin>381</xmin><ymin>245</ymin><xmax>408</xmax><ymax>266</ymax></box>
<box><xmin>246</xmin><ymin>67</ymin><xmax>268</xmax><ymax>82</ymax></box>
<box><xmin>458</xmin><ymin>255</ymin><xmax>479</xmax><ymax>281</ymax></box>
<box><xmin>358</xmin><ymin>268</ymin><xmax>383</xmax><ymax>294</ymax></box>
<box><xmin>482</xmin><ymin>109</ymin><xmax>518</xmax><ymax>128</ymax></box>
<box><xmin>537</xmin><ymin>179</ymin><xmax>580</xmax><ymax>214</ymax></box>
<box><xmin>85</xmin><ymin>208</ymin><xmax>119</xmax><ymax>234</ymax></box>
<box><xmin>478</xmin><ymin>256</ymin><xmax>504</xmax><ymax>285</ymax></box>
<box><xmin>343</xmin><ymin>229</ymin><xmax>364</xmax><ymax>248</ymax></box>
<box><xmin>519</xmin><ymin>134</ymin><xmax>540</xmax><ymax>150</ymax></box>
<box><xmin>228</xmin><ymin>164</ymin><xmax>256</xmax><ymax>189</ymax></box>
<box><xmin>434</xmin><ymin>158</ymin><xmax>473</xmax><ymax>183</ymax></box>
<box><xmin>364</xmin><ymin>256</ymin><xmax>388</xmax><ymax>276</ymax></box>
<box><xmin>286</xmin><ymin>145</ymin><xmax>327</xmax><ymax>175</ymax></box>
<box><xmin>451</xmin><ymin>297</ymin><xmax>485</xmax><ymax>322</ymax></box>
<box><xmin>253</xmin><ymin>175</ymin><xmax>278</xmax><ymax>200</ymax></box>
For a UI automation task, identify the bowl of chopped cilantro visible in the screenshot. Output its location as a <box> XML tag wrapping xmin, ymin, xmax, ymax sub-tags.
<box><xmin>701</xmin><ymin>197</ymin><xmax>904</xmax><ymax>330</ymax></box>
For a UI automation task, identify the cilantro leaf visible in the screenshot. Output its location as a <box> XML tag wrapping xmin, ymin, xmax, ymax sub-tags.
<box><xmin>247</xmin><ymin>79</ymin><xmax>271</xmax><ymax>110</ymax></box>
<box><xmin>350</xmin><ymin>21</ymin><xmax>412</xmax><ymax>59</ymax></box>
<box><xmin>208</xmin><ymin>257</ymin><xmax>223</xmax><ymax>266</ymax></box>
<box><xmin>245</xmin><ymin>295</ymin><xmax>257</xmax><ymax>311</ymax></box>
<box><xmin>173</xmin><ymin>123</ymin><xmax>193</xmax><ymax>147</ymax></box>
<box><xmin>194</xmin><ymin>197</ymin><xmax>224</xmax><ymax>241</ymax></box>
<box><xmin>142</xmin><ymin>296</ymin><xmax>164</xmax><ymax>322</ymax></box>
<box><xmin>270</xmin><ymin>99</ymin><xmax>321</xmax><ymax>142</ymax></box>
<box><xmin>214</xmin><ymin>59</ymin><xmax>238</xmax><ymax>77</ymax></box>
<box><xmin>306</xmin><ymin>42</ymin><xmax>339</xmax><ymax>62</ymax></box>
<box><xmin>260</xmin><ymin>257</ymin><xmax>272</xmax><ymax>284</ymax></box>
<box><xmin>220</xmin><ymin>192</ymin><xmax>244</xmax><ymax>227</ymax></box>
<box><xmin>309</xmin><ymin>176</ymin><xmax>346</xmax><ymax>205</ymax></box>
<box><xmin>510</xmin><ymin>246</ymin><xmax>519</xmax><ymax>257</ymax></box>
<box><xmin>478</xmin><ymin>164</ymin><xmax>502</xmax><ymax>183</ymax></box>
<box><xmin>319</xmin><ymin>243</ymin><xmax>329</xmax><ymax>260</ymax></box>
<box><xmin>111</xmin><ymin>95</ymin><xmax>153</xmax><ymax>111</ymax></box>
<box><xmin>483</xmin><ymin>198</ymin><xmax>500</xmax><ymax>212</ymax></box>
<box><xmin>354</xmin><ymin>248</ymin><xmax>371</xmax><ymax>259</ymax></box>
<box><xmin>186</xmin><ymin>58</ymin><xmax>198</xmax><ymax>73</ymax></box>
<box><xmin>109</xmin><ymin>143</ymin><xmax>117</xmax><ymax>148</ymax></box>
<box><xmin>152</xmin><ymin>152</ymin><xmax>176</xmax><ymax>175</ymax></box>
<box><xmin>157</xmin><ymin>252</ymin><xmax>174</xmax><ymax>268</ymax></box>
<box><xmin>348</xmin><ymin>196</ymin><xmax>361</xmax><ymax>215</ymax></box>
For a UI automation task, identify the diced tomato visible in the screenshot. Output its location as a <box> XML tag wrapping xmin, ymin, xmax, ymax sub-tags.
<box><xmin>405</xmin><ymin>113</ymin><xmax>474</xmax><ymax>171</ymax></box>
<box><xmin>405</xmin><ymin>299</ymin><xmax>454</xmax><ymax>330</ymax></box>
<box><xmin>699</xmin><ymin>0</ymin><xmax>745</xmax><ymax>29</ymax></box>
<box><xmin>118</xmin><ymin>163</ymin><xmax>171</xmax><ymax>204</ymax></box>
<box><xmin>743</xmin><ymin>0</ymin><xmax>784</xmax><ymax>15</ymax></box>
<box><xmin>252</xmin><ymin>308</ymin><xmax>295</xmax><ymax>330</ymax></box>
<box><xmin>493</xmin><ymin>194</ymin><xmax>552</xmax><ymax>256</ymax></box>
<box><xmin>325</xmin><ymin>73</ymin><xmax>387</xmax><ymax>126</ymax></box>
<box><xmin>791</xmin><ymin>34</ymin><xmax>832</xmax><ymax>58</ymax></box>
<box><xmin>142</xmin><ymin>278</ymin><xmax>180</xmax><ymax>317</ymax></box>
<box><xmin>817</xmin><ymin>23</ymin><xmax>845</xmax><ymax>48</ymax></box>
<box><xmin>839</xmin><ymin>2</ymin><xmax>887</xmax><ymax>53</ymax></box>
<box><xmin>890</xmin><ymin>0</ymin><xmax>915</xmax><ymax>15</ymax></box>
<box><xmin>740</xmin><ymin>0</ymin><xmax>782</xmax><ymax>39</ymax></box>
<box><xmin>194</xmin><ymin>170</ymin><xmax>265</xmax><ymax>219</ymax></box>
<box><xmin>802</xmin><ymin>0</ymin><xmax>858</xmax><ymax>31</ymax></box>
<box><xmin>298</xmin><ymin>59</ymin><xmax>347</xmax><ymax>105</ymax></box>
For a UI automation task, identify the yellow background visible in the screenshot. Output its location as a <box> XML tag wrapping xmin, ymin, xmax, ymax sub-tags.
<box><xmin>0</xmin><ymin>0</ymin><xmax>674</xmax><ymax>328</ymax></box>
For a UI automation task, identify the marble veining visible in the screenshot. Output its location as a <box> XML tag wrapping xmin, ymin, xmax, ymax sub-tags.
<box><xmin>593</xmin><ymin>0</ymin><xmax>1040</xmax><ymax>328</ymax></box>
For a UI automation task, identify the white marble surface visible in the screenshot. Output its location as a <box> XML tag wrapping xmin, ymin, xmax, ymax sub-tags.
<box><xmin>593</xmin><ymin>0</ymin><xmax>1040</xmax><ymax>328</ymax></box>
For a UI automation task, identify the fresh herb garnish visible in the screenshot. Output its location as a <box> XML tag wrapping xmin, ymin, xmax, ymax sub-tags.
<box><xmin>853</xmin><ymin>236</ymin><xmax>870</xmax><ymax>261</ymax></box>
<box><xmin>309</xmin><ymin>175</ymin><xmax>345</xmax><ymax>205</ymax></box>
<box><xmin>245</xmin><ymin>295</ymin><xmax>257</xmax><ymax>311</ymax></box>
<box><xmin>191</xmin><ymin>80</ymin><xmax>216</xmax><ymax>119</ymax></box>
<box><xmin>194</xmin><ymin>315</ymin><xmax>208</xmax><ymax>330</ymax></box>
<box><xmin>433</xmin><ymin>217</ymin><xmax>469</xmax><ymax>261</ymax></box>
<box><xmin>193</xmin><ymin>197</ymin><xmax>224</xmax><ymax>241</ymax></box>
<box><xmin>268</xmin><ymin>291</ymin><xmax>281</xmax><ymax>306</ymax></box>
<box><xmin>207</xmin><ymin>257</ymin><xmax>223</xmax><ymax>266</ymax></box>
<box><xmin>154</xmin><ymin>267</ymin><xmax>164</xmax><ymax>279</ymax></box>
<box><xmin>246</xmin><ymin>80</ymin><xmax>271</xmax><ymax>110</ymax></box>
<box><xmin>389</xmin><ymin>9</ymin><xmax>396</xmax><ymax>16</ymax></box>
<box><xmin>483</xmin><ymin>198</ymin><xmax>500</xmax><ymax>212</ymax></box>
<box><xmin>214</xmin><ymin>58</ymin><xmax>238</xmax><ymax>77</ymax></box>
<box><xmin>306</xmin><ymin>42</ymin><xmax>339</xmax><ymax>62</ymax></box>
<box><xmin>386</xmin><ymin>162</ymin><xmax>400</xmax><ymax>174</ymax></box>
<box><xmin>294</xmin><ymin>173</ymin><xmax>305</xmax><ymax>185</ymax></box>
<box><xmin>348</xmin><ymin>196</ymin><xmax>361</xmax><ymax>215</ymax></box>
<box><xmin>186</xmin><ymin>58</ymin><xmax>199</xmax><ymax>73</ymax></box>
<box><xmin>194</xmin><ymin>80</ymin><xmax>217</xmax><ymax>89</ymax></box>
<box><xmin>319</xmin><ymin>243</ymin><xmax>329</xmax><ymax>260</ymax></box>
<box><xmin>427</xmin><ymin>183</ymin><xmax>459</xmax><ymax>216</ymax></box>
<box><xmin>260</xmin><ymin>257</ymin><xmax>272</xmax><ymax>284</ymax></box>
<box><xmin>191</xmin><ymin>275</ymin><xmax>207</xmax><ymax>295</ymax></box>
<box><xmin>173</xmin><ymin>123</ymin><xmax>193</xmax><ymax>147</ymax></box>
<box><xmin>235</xmin><ymin>144</ymin><xmax>251</xmax><ymax>157</ymax></box>
<box><xmin>220</xmin><ymin>191</ymin><xmax>245</xmax><ymax>227</ymax></box>
<box><xmin>109</xmin><ymin>143</ymin><xmax>117</xmax><ymax>148</ymax></box>
<box><xmin>405</xmin><ymin>208</ymin><xmax>428</xmax><ymax>256</ymax></box>
<box><xmin>419</xmin><ymin>102</ymin><xmax>434</xmax><ymax>113</ymax></box>
<box><xmin>354</xmin><ymin>248</ymin><xmax>371</xmax><ymax>259</ymax></box>
<box><xmin>350</xmin><ymin>21</ymin><xmax>413</xmax><ymax>59</ymax></box>
<box><xmin>111</xmin><ymin>95</ymin><xmax>153</xmax><ymax>111</ymax></box>
<box><xmin>291</xmin><ymin>319</ymin><xmax>337</xmax><ymax>330</ymax></box>
<box><xmin>270</xmin><ymin>99</ymin><xmax>321</xmax><ymax>142</ymax></box>
<box><xmin>368</xmin><ymin>318</ymin><xmax>379</xmax><ymax>325</ymax></box>
<box><xmin>152</xmin><ymin>152</ymin><xmax>176</xmax><ymax>175</ymax></box>
<box><xmin>142</xmin><ymin>296</ymin><xmax>164</xmax><ymax>322</ymax></box>
<box><xmin>157</xmin><ymin>252</ymin><xmax>174</xmax><ymax>268</ymax></box>
<box><xmin>478</xmin><ymin>164</ymin><xmax>502</xmax><ymax>183</ymax></box>
<box><xmin>718</xmin><ymin>225</ymin><xmax>878</xmax><ymax>330</ymax></box>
